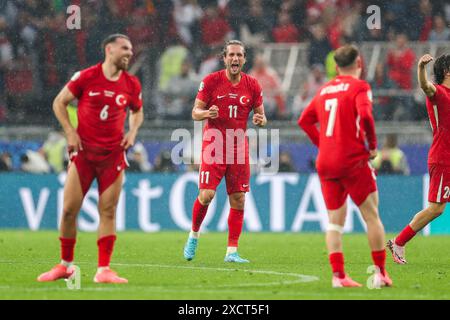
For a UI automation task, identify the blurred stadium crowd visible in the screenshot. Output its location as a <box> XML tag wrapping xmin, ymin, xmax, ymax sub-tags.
<box><xmin>0</xmin><ymin>0</ymin><xmax>449</xmax><ymax>174</ymax></box>
<box><xmin>0</xmin><ymin>0</ymin><xmax>449</xmax><ymax>124</ymax></box>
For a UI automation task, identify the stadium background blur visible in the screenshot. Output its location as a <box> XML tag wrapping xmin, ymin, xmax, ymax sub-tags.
<box><xmin>0</xmin><ymin>0</ymin><xmax>449</xmax><ymax>232</ymax></box>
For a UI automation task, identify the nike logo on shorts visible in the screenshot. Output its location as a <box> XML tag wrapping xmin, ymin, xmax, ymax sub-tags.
<box><xmin>242</xmin><ymin>184</ymin><xmax>249</xmax><ymax>188</ymax></box>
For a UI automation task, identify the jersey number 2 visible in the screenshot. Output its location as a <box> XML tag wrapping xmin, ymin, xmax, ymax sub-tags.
<box><xmin>325</xmin><ymin>99</ymin><xmax>338</xmax><ymax>137</ymax></box>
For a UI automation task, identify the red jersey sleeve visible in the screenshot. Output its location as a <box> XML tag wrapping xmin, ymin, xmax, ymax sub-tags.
<box><xmin>428</xmin><ymin>84</ymin><xmax>445</xmax><ymax>103</ymax></box>
<box><xmin>355</xmin><ymin>82</ymin><xmax>377</xmax><ymax>150</ymax></box>
<box><xmin>252</xmin><ymin>79</ymin><xmax>263</xmax><ymax>109</ymax></box>
<box><xmin>298</xmin><ymin>97</ymin><xmax>320</xmax><ymax>146</ymax></box>
<box><xmin>196</xmin><ymin>74</ymin><xmax>214</xmax><ymax>104</ymax></box>
<box><xmin>66</xmin><ymin>70</ymin><xmax>86</xmax><ymax>99</ymax></box>
<box><xmin>129</xmin><ymin>77</ymin><xmax>143</xmax><ymax>111</ymax></box>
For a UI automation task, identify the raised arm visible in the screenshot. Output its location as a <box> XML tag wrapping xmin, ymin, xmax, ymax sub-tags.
<box><xmin>53</xmin><ymin>86</ymin><xmax>82</xmax><ymax>152</ymax></box>
<box><xmin>191</xmin><ymin>98</ymin><xmax>218</xmax><ymax>121</ymax></box>
<box><xmin>418</xmin><ymin>54</ymin><xmax>437</xmax><ymax>98</ymax></box>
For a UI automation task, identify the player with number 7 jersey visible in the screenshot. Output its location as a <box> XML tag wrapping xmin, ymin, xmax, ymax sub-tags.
<box><xmin>298</xmin><ymin>45</ymin><xmax>391</xmax><ymax>288</ymax></box>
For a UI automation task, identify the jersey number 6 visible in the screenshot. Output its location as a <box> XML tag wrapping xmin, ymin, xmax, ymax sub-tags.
<box><xmin>100</xmin><ymin>105</ymin><xmax>110</xmax><ymax>121</ymax></box>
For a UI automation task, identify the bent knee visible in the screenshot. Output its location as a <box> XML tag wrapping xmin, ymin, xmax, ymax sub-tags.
<box><xmin>429</xmin><ymin>208</ymin><xmax>444</xmax><ymax>218</ymax></box>
<box><xmin>199</xmin><ymin>190</ymin><xmax>215</xmax><ymax>205</ymax></box>
<box><xmin>62</xmin><ymin>207</ymin><xmax>79</xmax><ymax>220</ymax></box>
<box><xmin>229</xmin><ymin>193</ymin><xmax>245</xmax><ymax>210</ymax></box>
<box><xmin>99</xmin><ymin>205</ymin><xmax>117</xmax><ymax>220</ymax></box>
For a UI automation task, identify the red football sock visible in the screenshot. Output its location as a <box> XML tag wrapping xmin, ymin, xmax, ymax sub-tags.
<box><xmin>97</xmin><ymin>235</ymin><xmax>117</xmax><ymax>267</ymax></box>
<box><xmin>371</xmin><ymin>250</ymin><xmax>386</xmax><ymax>275</ymax></box>
<box><xmin>228</xmin><ymin>208</ymin><xmax>244</xmax><ymax>247</ymax></box>
<box><xmin>191</xmin><ymin>198</ymin><xmax>209</xmax><ymax>232</ymax></box>
<box><xmin>59</xmin><ymin>237</ymin><xmax>76</xmax><ymax>263</ymax></box>
<box><xmin>395</xmin><ymin>225</ymin><xmax>417</xmax><ymax>246</ymax></box>
<box><xmin>329</xmin><ymin>252</ymin><xmax>345</xmax><ymax>279</ymax></box>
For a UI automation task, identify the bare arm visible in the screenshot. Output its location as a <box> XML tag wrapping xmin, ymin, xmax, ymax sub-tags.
<box><xmin>53</xmin><ymin>86</ymin><xmax>82</xmax><ymax>152</ymax></box>
<box><xmin>191</xmin><ymin>98</ymin><xmax>218</xmax><ymax>121</ymax></box>
<box><xmin>121</xmin><ymin>107</ymin><xmax>144</xmax><ymax>150</ymax></box>
<box><xmin>253</xmin><ymin>104</ymin><xmax>267</xmax><ymax>127</ymax></box>
<box><xmin>298</xmin><ymin>100</ymin><xmax>319</xmax><ymax>147</ymax></box>
<box><xmin>418</xmin><ymin>54</ymin><xmax>437</xmax><ymax>98</ymax></box>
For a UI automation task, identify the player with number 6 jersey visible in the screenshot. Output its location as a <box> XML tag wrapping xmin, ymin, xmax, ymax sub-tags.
<box><xmin>183</xmin><ymin>40</ymin><xmax>267</xmax><ymax>264</ymax></box>
<box><xmin>298</xmin><ymin>45</ymin><xmax>392</xmax><ymax>288</ymax></box>
<box><xmin>37</xmin><ymin>34</ymin><xmax>143</xmax><ymax>284</ymax></box>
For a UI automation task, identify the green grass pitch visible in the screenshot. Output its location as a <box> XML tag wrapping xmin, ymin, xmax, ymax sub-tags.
<box><xmin>0</xmin><ymin>231</ymin><xmax>450</xmax><ymax>299</ymax></box>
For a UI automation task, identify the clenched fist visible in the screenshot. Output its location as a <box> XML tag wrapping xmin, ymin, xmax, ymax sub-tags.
<box><xmin>252</xmin><ymin>113</ymin><xmax>266</xmax><ymax>127</ymax></box>
<box><xmin>418</xmin><ymin>54</ymin><xmax>433</xmax><ymax>68</ymax></box>
<box><xmin>208</xmin><ymin>105</ymin><xmax>219</xmax><ymax>119</ymax></box>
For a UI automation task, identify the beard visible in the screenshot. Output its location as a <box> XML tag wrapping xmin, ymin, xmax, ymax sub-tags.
<box><xmin>115</xmin><ymin>56</ymin><xmax>130</xmax><ymax>70</ymax></box>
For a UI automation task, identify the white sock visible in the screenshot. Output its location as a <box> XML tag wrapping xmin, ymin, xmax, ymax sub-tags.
<box><xmin>226</xmin><ymin>247</ymin><xmax>237</xmax><ymax>255</ymax></box>
<box><xmin>97</xmin><ymin>266</ymin><xmax>110</xmax><ymax>274</ymax></box>
<box><xmin>60</xmin><ymin>260</ymin><xmax>73</xmax><ymax>268</ymax></box>
<box><xmin>189</xmin><ymin>231</ymin><xmax>200</xmax><ymax>239</ymax></box>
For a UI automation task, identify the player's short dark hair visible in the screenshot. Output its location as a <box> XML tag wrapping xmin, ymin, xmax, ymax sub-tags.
<box><xmin>101</xmin><ymin>34</ymin><xmax>130</xmax><ymax>54</ymax></box>
<box><xmin>433</xmin><ymin>54</ymin><xmax>450</xmax><ymax>84</ymax></box>
<box><xmin>222</xmin><ymin>40</ymin><xmax>246</xmax><ymax>58</ymax></box>
<box><xmin>334</xmin><ymin>45</ymin><xmax>359</xmax><ymax>68</ymax></box>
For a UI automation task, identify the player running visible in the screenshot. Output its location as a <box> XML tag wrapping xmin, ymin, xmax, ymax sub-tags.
<box><xmin>183</xmin><ymin>40</ymin><xmax>267</xmax><ymax>263</ymax></box>
<box><xmin>298</xmin><ymin>45</ymin><xmax>392</xmax><ymax>288</ymax></box>
<box><xmin>37</xmin><ymin>34</ymin><xmax>143</xmax><ymax>284</ymax></box>
<box><xmin>388</xmin><ymin>54</ymin><xmax>450</xmax><ymax>264</ymax></box>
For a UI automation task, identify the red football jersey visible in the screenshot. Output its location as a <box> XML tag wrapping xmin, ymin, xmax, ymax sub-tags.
<box><xmin>67</xmin><ymin>63</ymin><xmax>142</xmax><ymax>151</ymax></box>
<box><xmin>426</xmin><ymin>84</ymin><xmax>450</xmax><ymax>166</ymax></box>
<box><xmin>196</xmin><ymin>70</ymin><xmax>263</xmax><ymax>160</ymax></box>
<box><xmin>298</xmin><ymin>75</ymin><xmax>377</xmax><ymax>179</ymax></box>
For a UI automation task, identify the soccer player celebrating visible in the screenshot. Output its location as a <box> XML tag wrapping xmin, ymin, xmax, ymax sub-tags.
<box><xmin>183</xmin><ymin>40</ymin><xmax>267</xmax><ymax>263</ymax></box>
<box><xmin>37</xmin><ymin>34</ymin><xmax>143</xmax><ymax>284</ymax></box>
<box><xmin>388</xmin><ymin>54</ymin><xmax>450</xmax><ymax>264</ymax></box>
<box><xmin>298</xmin><ymin>45</ymin><xmax>392</xmax><ymax>288</ymax></box>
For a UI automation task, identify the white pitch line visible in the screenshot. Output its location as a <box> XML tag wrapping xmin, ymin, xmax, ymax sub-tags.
<box><xmin>0</xmin><ymin>260</ymin><xmax>319</xmax><ymax>288</ymax></box>
<box><xmin>111</xmin><ymin>262</ymin><xmax>319</xmax><ymax>287</ymax></box>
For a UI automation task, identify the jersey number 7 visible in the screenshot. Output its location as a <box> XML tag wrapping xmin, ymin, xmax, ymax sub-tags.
<box><xmin>325</xmin><ymin>99</ymin><xmax>338</xmax><ymax>137</ymax></box>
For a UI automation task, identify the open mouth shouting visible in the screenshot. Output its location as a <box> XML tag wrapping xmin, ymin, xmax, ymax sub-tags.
<box><xmin>230</xmin><ymin>62</ymin><xmax>240</xmax><ymax>73</ymax></box>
